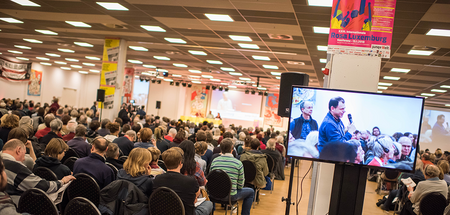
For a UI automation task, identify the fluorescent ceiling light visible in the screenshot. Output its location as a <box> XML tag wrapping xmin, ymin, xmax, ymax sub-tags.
<box><xmin>14</xmin><ymin>45</ymin><xmax>31</xmax><ymax>49</ymax></box>
<box><xmin>188</xmin><ymin>50</ymin><xmax>207</xmax><ymax>56</ymax></box>
<box><xmin>85</xmin><ymin>56</ymin><xmax>100</xmax><ymax>60</ymax></box>
<box><xmin>70</xmin><ymin>65</ymin><xmax>82</xmax><ymax>68</ymax></box>
<box><xmin>36</xmin><ymin>57</ymin><xmax>49</xmax><ymax>60</ymax></box>
<box><xmin>202</xmin><ymin>75</ymin><xmax>213</xmax><ymax>78</ymax></box>
<box><xmin>221</xmin><ymin>67</ymin><xmax>235</xmax><ymax>72</ymax></box>
<box><xmin>271</xmin><ymin>72</ymin><xmax>281</xmax><ymax>76</ymax></box>
<box><xmin>35</xmin><ymin>29</ymin><xmax>57</xmax><ymax>35</ymax></box>
<box><xmin>192</xmin><ymin>81</ymin><xmax>202</xmax><ymax>84</ymax></box>
<box><xmin>377</xmin><ymin>91</ymin><xmax>383</xmax><ymax>93</ymax></box>
<box><xmin>89</xmin><ymin>70</ymin><xmax>100</xmax><ymax>73</ymax></box>
<box><xmin>46</xmin><ymin>53</ymin><xmax>60</xmax><ymax>57</ymax></box>
<box><xmin>263</xmin><ymin>65</ymin><xmax>278</xmax><ymax>69</ymax></box>
<box><xmin>164</xmin><ymin>38</ymin><xmax>186</xmax><ymax>44</ymax></box>
<box><xmin>252</xmin><ymin>55</ymin><xmax>270</xmax><ymax>61</ymax></box>
<box><xmin>276</xmin><ymin>77</ymin><xmax>280</xmax><ymax>79</ymax></box>
<box><xmin>229</xmin><ymin>72</ymin><xmax>242</xmax><ymax>76</ymax></box>
<box><xmin>229</xmin><ymin>35</ymin><xmax>252</xmax><ymax>42</ymax></box>
<box><xmin>156</xmin><ymin>76</ymin><xmax>164</xmax><ymax>79</ymax></box>
<box><xmin>320</xmin><ymin>58</ymin><xmax>327</xmax><ymax>63</ymax></box>
<box><xmin>426</xmin><ymin>29</ymin><xmax>450</xmax><ymax>37</ymax></box>
<box><xmin>82</xmin><ymin>62</ymin><xmax>95</xmax><ymax>66</ymax></box>
<box><xmin>78</xmin><ymin>71</ymin><xmax>89</xmax><ymax>74</ymax></box>
<box><xmin>54</xmin><ymin>61</ymin><xmax>66</xmax><ymax>65</ymax></box>
<box><xmin>313</xmin><ymin>27</ymin><xmax>330</xmax><ymax>34</ymax></box>
<box><xmin>440</xmin><ymin>85</ymin><xmax>450</xmax><ymax>89</ymax></box>
<box><xmin>431</xmin><ymin>89</ymin><xmax>447</xmax><ymax>93</ymax></box>
<box><xmin>16</xmin><ymin>57</ymin><xmax>29</xmax><ymax>61</ymax></box>
<box><xmin>154</xmin><ymin>56</ymin><xmax>170</xmax><ymax>60</ymax></box>
<box><xmin>383</xmin><ymin>76</ymin><xmax>400</xmax><ymax>80</ymax></box>
<box><xmin>228</xmin><ymin>86</ymin><xmax>237</xmax><ymax>88</ymax></box>
<box><xmin>142</xmin><ymin>72</ymin><xmax>152</xmax><ymax>76</ymax></box>
<box><xmin>221</xmin><ymin>83</ymin><xmax>229</xmax><ymax>85</ymax></box>
<box><xmin>204</xmin><ymin>14</ymin><xmax>234</xmax><ymax>22</ymax></box>
<box><xmin>96</xmin><ymin>2</ymin><xmax>129</xmax><ymax>10</ymax></box>
<box><xmin>408</xmin><ymin>50</ymin><xmax>433</xmax><ymax>56</ymax></box>
<box><xmin>257</xmin><ymin>87</ymin><xmax>267</xmax><ymax>90</ymax></box>
<box><xmin>128</xmin><ymin>59</ymin><xmax>143</xmax><ymax>64</ymax></box>
<box><xmin>317</xmin><ymin>45</ymin><xmax>328</xmax><ymax>51</ymax></box>
<box><xmin>239</xmin><ymin>77</ymin><xmax>251</xmax><ymax>81</ymax></box>
<box><xmin>11</xmin><ymin>0</ymin><xmax>40</xmax><ymax>7</ymax></box>
<box><xmin>140</xmin><ymin>25</ymin><xmax>166</xmax><ymax>32</ymax></box>
<box><xmin>58</xmin><ymin>48</ymin><xmax>74</xmax><ymax>53</ymax></box>
<box><xmin>238</xmin><ymin>43</ymin><xmax>259</xmax><ymax>49</ymax></box>
<box><xmin>0</xmin><ymin>18</ymin><xmax>23</xmax><ymax>23</ymax></box>
<box><xmin>24</xmin><ymin>38</ymin><xmax>42</xmax><ymax>43</ymax></box>
<box><xmin>378</xmin><ymin>82</ymin><xmax>392</xmax><ymax>86</ymax></box>
<box><xmin>158</xmin><ymin>69</ymin><xmax>168</xmax><ymax>72</ymax></box>
<box><xmin>190</xmin><ymin>75</ymin><xmax>200</xmax><ymax>79</ymax></box>
<box><xmin>172</xmin><ymin>74</ymin><xmax>182</xmax><ymax>77</ymax></box>
<box><xmin>40</xmin><ymin>62</ymin><xmax>51</xmax><ymax>66</ymax></box>
<box><xmin>210</xmin><ymin>79</ymin><xmax>221</xmax><ymax>82</ymax></box>
<box><xmin>206</xmin><ymin>60</ymin><xmax>222</xmax><ymax>65</ymax></box>
<box><xmin>189</xmin><ymin>70</ymin><xmax>202</xmax><ymax>74</ymax></box>
<box><xmin>65</xmin><ymin>58</ymin><xmax>79</xmax><ymax>62</ymax></box>
<box><xmin>164</xmin><ymin>79</ymin><xmax>173</xmax><ymax>82</ymax></box>
<box><xmin>8</xmin><ymin>50</ymin><xmax>23</xmax><ymax>54</ymax></box>
<box><xmin>65</xmin><ymin>21</ymin><xmax>91</xmax><ymax>28</ymax></box>
<box><xmin>143</xmin><ymin>65</ymin><xmax>156</xmax><ymax>68</ymax></box>
<box><xmin>377</xmin><ymin>86</ymin><xmax>388</xmax><ymax>90</ymax></box>
<box><xmin>173</xmin><ymin>63</ymin><xmax>187</xmax><ymax>68</ymax></box>
<box><xmin>75</xmin><ymin>42</ymin><xmax>93</xmax><ymax>47</ymax></box>
<box><xmin>308</xmin><ymin>0</ymin><xmax>332</xmax><ymax>7</ymax></box>
<box><xmin>446</xmin><ymin>104</ymin><xmax>450</xmax><ymax>107</ymax></box>
<box><xmin>390</xmin><ymin>68</ymin><xmax>410</xmax><ymax>73</ymax></box>
<box><xmin>60</xmin><ymin>67</ymin><xmax>71</xmax><ymax>70</ymax></box>
<box><xmin>421</xmin><ymin>93</ymin><xmax>435</xmax><ymax>97</ymax></box>
<box><xmin>129</xmin><ymin>46</ymin><xmax>148</xmax><ymax>51</ymax></box>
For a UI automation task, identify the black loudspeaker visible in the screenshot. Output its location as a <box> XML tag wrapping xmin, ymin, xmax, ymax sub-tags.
<box><xmin>156</xmin><ymin>101</ymin><xmax>161</xmax><ymax>109</ymax></box>
<box><xmin>277</xmin><ymin>72</ymin><xmax>309</xmax><ymax>117</ymax></box>
<box><xmin>96</xmin><ymin>89</ymin><xmax>105</xmax><ymax>102</ymax></box>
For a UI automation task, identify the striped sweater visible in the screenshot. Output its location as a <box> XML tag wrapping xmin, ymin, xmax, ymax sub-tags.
<box><xmin>210</xmin><ymin>154</ymin><xmax>244</xmax><ymax>196</ymax></box>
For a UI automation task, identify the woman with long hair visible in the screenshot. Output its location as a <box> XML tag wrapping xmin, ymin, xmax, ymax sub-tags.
<box><xmin>179</xmin><ymin>140</ymin><xmax>207</xmax><ymax>186</ymax></box>
<box><xmin>118</xmin><ymin>148</ymin><xmax>154</xmax><ymax>196</ymax></box>
<box><xmin>154</xmin><ymin>127</ymin><xmax>169</xmax><ymax>154</ymax></box>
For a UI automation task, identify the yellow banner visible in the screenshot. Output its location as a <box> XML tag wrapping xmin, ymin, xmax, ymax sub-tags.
<box><xmin>99</xmin><ymin>86</ymin><xmax>115</xmax><ymax>109</ymax></box>
<box><xmin>100</xmin><ymin>62</ymin><xmax>118</xmax><ymax>86</ymax></box>
<box><xmin>102</xmin><ymin>38</ymin><xmax>121</xmax><ymax>62</ymax></box>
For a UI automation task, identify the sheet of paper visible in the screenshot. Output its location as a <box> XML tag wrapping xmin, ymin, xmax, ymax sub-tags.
<box><xmin>195</xmin><ymin>197</ymin><xmax>206</xmax><ymax>207</ymax></box>
<box><xmin>48</xmin><ymin>181</ymin><xmax>72</xmax><ymax>204</ymax></box>
<box><xmin>401</xmin><ymin>177</ymin><xmax>416</xmax><ymax>188</ymax></box>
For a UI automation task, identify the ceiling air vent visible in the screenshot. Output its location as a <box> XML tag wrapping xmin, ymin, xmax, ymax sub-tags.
<box><xmin>268</xmin><ymin>34</ymin><xmax>293</xmax><ymax>40</ymax></box>
<box><xmin>103</xmin><ymin>23</ymin><xmax>127</xmax><ymax>29</ymax></box>
<box><xmin>287</xmin><ymin>61</ymin><xmax>305</xmax><ymax>65</ymax></box>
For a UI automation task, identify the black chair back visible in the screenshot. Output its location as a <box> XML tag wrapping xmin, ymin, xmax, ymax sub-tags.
<box><xmin>17</xmin><ymin>188</ymin><xmax>58</xmax><ymax>215</ymax></box>
<box><xmin>65</xmin><ymin>197</ymin><xmax>101</xmax><ymax>215</ymax></box>
<box><xmin>158</xmin><ymin>160</ymin><xmax>167</xmax><ymax>171</ymax></box>
<box><xmin>420</xmin><ymin>192</ymin><xmax>447</xmax><ymax>215</ymax></box>
<box><xmin>149</xmin><ymin>187</ymin><xmax>185</xmax><ymax>215</ymax></box>
<box><xmin>206</xmin><ymin>169</ymin><xmax>232</xmax><ymax>200</ymax></box>
<box><xmin>61</xmin><ymin>148</ymin><xmax>80</xmax><ymax>163</ymax></box>
<box><xmin>33</xmin><ymin>166</ymin><xmax>58</xmax><ymax>181</ymax></box>
<box><xmin>242</xmin><ymin>160</ymin><xmax>257</xmax><ymax>183</ymax></box>
<box><xmin>67</xmin><ymin>173</ymin><xmax>101</xmax><ymax>206</ymax></box>
<box><xmin>63</xmin><ymin>157</ymin><xmax>78</xmax><ymax>172</ymax></box>
<box><xmin>384</xmin><ymin>169</ymin><xmax>400</xmax><ymax>180</ymax></box>
<box><xmin>118</xmin><ymin>155</ymin><xmax>128</xmax><ymax>162</ymax></box>
<box><xmin>265</xmin><ymin>154</ymin><xmax>275</xmax><ymax>173</ymax></box>
<box><xmin>106</xmin><ymin>162</ymin><xmax>118</xmax><ymax>179</ymax></box>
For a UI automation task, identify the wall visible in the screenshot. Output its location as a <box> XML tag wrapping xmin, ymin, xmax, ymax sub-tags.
<box><xmin>0</xmin><ymin>62</ymin><xmax>100</xmax><ymax>108</ymax></box>
<box><xmin>146</xmin><ymin>81</ymin><xmax>187</xmax><ymax>120</ymax></box>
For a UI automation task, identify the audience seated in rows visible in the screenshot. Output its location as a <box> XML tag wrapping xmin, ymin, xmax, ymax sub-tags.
<box><xmin>105</xmin><ymin>143</ymin><xmax>124</xmax><ymax>170</ymax></box>
<box><xmin>179</xmin><ymin>140</ymin><xmax>207</xmax><ymax>187</ymax></box>
<box><xmin>113</xmin><ymin>129</ymin><xmax>136</xmax><ymax>156</ymax></box>
<box><xmin>104</xmin><ymin>122</ymin><xmax>120</xmax><ymax>143</ymax></box>
<box><xmin>39</xmin><ymin>118</ymin><xmax>63</xmax><ymax>149</ymax></box>
<box><xmin>134</xmin><ymin>128</ymin><xmax>155</xmax><ymax>149</ymax></box>
<box><xmin>7</xmin><ymin>127</ymin><xmax>36</xmax><ymax>170</ymax></box>
<box><xmin>117</xmin><ymin>148</ymin><xmax>153</xmax><ymax>196</ymax></box>
<box><xmin>62</xmin><ymin>120</ymin><xmax>77</xmax><ymax>142</ymax></box>
<box><xmin>0</xmin><ymin>156</ymin><xmax>27</xmax><ymax>215</ymax></box>
<box><xmin>147</xmin><ymin>147</ymin><xmax>165</xmax><ymax>176</ymax></box>
<box><xmin>35</xmin><ymin>114</ymin><xmax>55</xmax><ymax>139</ymax></box>
<box><xmin>0</xmin><ymin>114</ymin><xmax>19</xmax><ymax>145</ymax></box>
<box><xmin>34</xmin><ymin>138</ymin><xmax>71</xmax><ymax>180</ymax></box>
<box><xmin>97</xmin><ymin>119</ymin><xmax>110</xmax><ymax>137</ymax></box>
<box><xmin>67</xmin><ymin>124</ymin><xmax>91</xmax><ymax>158</ymax></box>
<box><xmin>154</xmin><ymin>127</ymin><xmax>169</xmax><ymax>154</ymax></box>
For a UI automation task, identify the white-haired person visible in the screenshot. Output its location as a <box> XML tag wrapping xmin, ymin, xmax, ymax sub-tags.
<box><xmin>367</xmin><ymin>135</ymin><xmax>395</xmax><ymax>167</ymax></box>
<box><xmin>261</xmin><ymin>138</ymin><xmax>284</xmax><ymax>180</ymax></box>
<box><xmin>62</xmin><ymin>119</ymin><xmax>77</xmax><ymax>142</ymax></box>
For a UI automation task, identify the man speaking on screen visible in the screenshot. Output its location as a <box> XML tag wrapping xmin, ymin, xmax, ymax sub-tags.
<box><xmin>318</xmin><ymin>97</ymin><xmax>356</xmax><ymax>153</ymax></box>
<box><xmin>217</xmin><ymin>92</ymin><xmax>234</xmax><ymax>111</ymax></box>
<box><xmin>289</xmin><ymin>101</ymin><xmax>318</xmax><ymax>141</ymax></box>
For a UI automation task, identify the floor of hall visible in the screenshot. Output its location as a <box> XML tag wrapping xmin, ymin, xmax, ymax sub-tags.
<box><xmin>213</xmin><ymin>160</ymin><xmax>391</xmax><ymax>215</ymax></box>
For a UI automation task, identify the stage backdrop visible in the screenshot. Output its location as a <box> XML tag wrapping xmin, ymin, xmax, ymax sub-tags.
<box><xmin>190</xmin><ymin>86</ymin><xmax>208</xmax><ymax>117</ymax></box>
<box><xmin>264</xmin><ymin>93</ymin><xmax>283</xmax><ymax>127</ymax></box>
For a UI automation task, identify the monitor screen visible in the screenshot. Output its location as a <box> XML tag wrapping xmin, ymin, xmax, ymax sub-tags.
<box><xmin>287</xmin><ymin>86</ymin><xmax>424</xmax><ymax>172</ymax></box>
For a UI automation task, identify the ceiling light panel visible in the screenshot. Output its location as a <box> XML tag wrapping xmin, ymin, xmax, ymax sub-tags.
<box><xmin>65</xmin><ymin>58</ymin><xmax>79</xmax><ymax>62</ymax></box>
<box><xmin>36</xmin><ymin>57</ymin><xmax>49</xmax><ymax>60</ymax></box>
<box><xmin>14</xmin><ymin>45</ymin><xmax>31</xmax><ymax>49</ymax></box>
<box><xmin>229</xmin><ymin>35</ymin><xmax>252</xmax><ymax>41</ymax></box>
<box><xmin>61</xmin><ymin>67</ymin><xmax>71</xmax><ymax>70</ymax></box>
<box><xmin>189</xmin><ymin>70</ymin><xmax>202</xmax><ymax>73</ymax></box>
<box><xmin>154</xmin><ymin>56</ymin><xmax>170</xmax><ymax>60</ymax></box>
<box><xmin>70</xmin><ymin>65</ymin><xmax>82</xmax><ymax>68</ymax></box>
<box><xmin>252</xmin><ymin>55</ymin><xmax>270</xmax><ymax>61</ymax></box>
<box><xmin>390</xmin><ymin>68</ymin><xmax>410</xmax><ymax>73</ymax></box>
<box><xmin>16</xmin><ymin>57</ymin><xmax>29</xmax><ymax>61</ymax></box>
<box><xmin>426</xmin><ymin>29</ymin><xmax>450</xmax><ymax>37</ymax></box>
<box><xmin>308</xmin><ymin>0</ymin><xmax>332</xmax><ymax>7</ymax></box>
<box><xmin>205</xmin><ymin>14</ymin><xmax>234</xmax><ymax>22</ymax></box>
<box><xmin>58</xmin><ymin>48</ymin><xmax>74</xmax><ymax>53</ymax></box>
<box><xmin>82</xmin><ymin>63</ymin><xmax>95</xmax><ymax>66</ymax></box>
<box><xmin>320</xmin><ymin>58</ymin><xmax>327</xmax><ymax>63</ymax></box>
<box><xmin>229</xmin><ymin>72</ymin><xmax>242</xmax><ymax>76</ymax></box>
<box><xmin>188</xmin><ymin>50</ymin><xmax>207</xmax><ymax>55</ymax></box>
<box><xmin>54</xmin><ymin>61</ymin><xmax>66</xmax><ymax>65</ymax></box>
<box><xmin>313</xmin><ymin>27</ymin><xmax>330</xmax><ymax>34</ymax></box>
<box><xmin>143</xmin><ymin>65</ymin><xmax>156</xmax><ymax>68</ymax></box>
<box><xmin>129</xmin><ymin>46</ymin><xmax>148</xmax><ymax>51</ymax></box>
<box><xmin>140</xmin><ymin>25</ymin><xmax>166</xmax><ymax>32</ymax></box>
<box><xmin>79</xmin><ymin>71</ymin><xmax>88</xmax><ymax>74</ymax></box>
<box><xmin>35</xmin><ymin>29</ymin><xmax>57</xmax><ymax>35</ymax></box>
<box><xmin>271</xmin><ymin>72</ymin><xmax>281</xmax><ymax>76</ymax></box>
<box><xmin>89</xmin><ymin>70</ymin><xmax>100</xmax><ymax>73</ymax></box>
<box><xmin>0</xmin><ymin>18</ymin><xmax>23</xmax><ymax>23</ymax></box>
<box><xmin>408</xmin><ymin>50</ymin><xmax>433</xmax><ymax>56</ymax></box>
<box><xmin>40</xmin><ymin>62</ymin><xmax>51</xmax><ymax>66</ymax></box>
<box><xmin>96</xmin><ymin>2</ymin><xmax>129</xmax><ymax>10</ymax></box>
<box><xmin>173</xmin><ymin>63</ymin><xmax>187</xmax><ymax>68</ymax></box>
<box><xmin>239</xmin><ymin>77</ymin><xmax>251</xmax><ymax>81</ymax></box>
<box><xmin>431</xmin><ymin>89</ymin><xmax>447</xmax><ymax>93</ymax></box>
<box><xmin>85</xmin><ymin>56</ymin><xmax>100</xmax><ymax>60</ymax></box>
<box><xmin>383</xmin><ymin>76</ymin><xmax>400</xmax><ymax>80</ymax></box>
<box><xmin>164</xmin><ymin>38</ymin><xmax>186</xmax><ymax>44</ymax></box>
<box><xmin>65</xmin><ymin>21</ymin><xmax>91</xmax><ymax>27</ymax></box>
<box><xmin>221</xmin><ymin>67</ymin><xmax>235</xmax><ymax>72</ymax></box>
<box><xmin>23</xmin><ymin>38</ymin><xmax>42</xmax><ymax>43</ymax></box>
<box><xmin>317</xmin><ymin>45</ymin><xmax>328</xmax><ymax>51</ymax></box>
<box><xmin>238</xmin><ymin>43</ymin><xmax>259</xmax><ymax>49</ymax></box>
<box><xmin>206</xmin><ymin>60</ymin><xmax>222</xmax><ymax>64</ymax></box>
<box><xmin>11</xmin><ymin>0</ymin><xmax>40</xmax><ymax>7</ymax></box>
<box><xmin>421</xmin><ymin>93</ymin><xmax>435</xmax><ymax>97</ymax></box>
<box><xmin>378</xmin><ymin>82</ymin><xmax>392</xmax><ymax>86</ymax></box>
<box><xmin>46</xmin><ymin>53</ymin><xmax>60</xmax><ymax>57</ymax></box>
<box><xmin>263</xmin><ymin>65</ymin><xmax>278</xmax><ymax>69</ymax></box>
<box><xmin>202</xmin><ymin>75</ymin><xmax>213</xmax><ymax>78</ymax></box>
<box><xmin>75</xmin><ymin>42</ymin><xmax>93</xmax><ymax>47</ymax></box>
<box><xmin>8</xmin><ymin>50</ymin><xmax>23</xmax><ymax>54</ymax></box>
<box><xmin>128</xmin><ymin>59</ymin><xmax>143</xmax><ymax>64</ymax></box>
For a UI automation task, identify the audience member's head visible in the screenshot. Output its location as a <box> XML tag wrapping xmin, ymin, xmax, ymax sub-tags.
<box><xmin>205</xmin><ymin>131</ymin><xmax>213</xmax><ymax>144</ymax></box>
<box><xmin>154</xmin><ymin>127</ymin><xmax>163</xmax><ymax>141</ymax></box>
<box><xmin>250</xmin><ymin>138</ymin><xmax>260</xmax><ymax>150</ymax></box>
<box><xmin>147</xmin><ymin>147</ymin><xmax>161</xmax><ymax>163</ymax></box>
<box><xmin>92</xmin><ymin>137</ymin><xmax>108</xmax><ymax>155</ymax></box>
<box><xmin>195</xmin><ymin>141</ymin><xmax>207</xmax><ymax>156</ymax></box>
<box><xmin>131</xmin><ymin>124</ymin><xmax>141</xmax><ymax>133</ymax></box>
<box><xmin>174</xmin><ymin>129</ymin><xmax>186</xmax><ymax>142</ymax></box>
<box><xmin>238</xmin><ymin>132</ymin><xmax>246</xmax><ymax>141</ymax></box>
<box><xmin>19</xmin><ymin>116</ymin><xmax>32</xmax><ymax>127</ymax></box>
<box><xmin>89</xmin><ymin>120</ymin><xmax>101</xmax><ymax>131</ymax></box>
<box><xmin>0</xmin><ymin>157</ymin><xmax>6</xmax><ymax>192</ymax></box>
<box><xmin>7</xmin><ymin>127</ymin><xmax>28</xmax><ymax>143</ymax></box>
<box><xmin>2</xmin><ymin>139</ymin><xmax>26</xmax><ymax>162</ymax></box>
<box><xmin>424</xmin><ymin>165</ymin><xmax>440</xmax><ymax>179</ymax></box>
<box><xmin>61</xmin><ymin>114</ymin><xmax>71</xmax><ymax>126</ymax></box>
<box><xmin>220</xmin><ymin>138</ymin><xmax>234</xmax><ymax>154</ymax></box>
<box><xmin>106</xmin><ymin>143</ymin><xmax>120</xmax><ymax>159</ymax></box>
<box><xmin>122</xmin><ymin>124</ymin><xmax>131</xmax><ymax>133</ymax></box>
<box><xmin>124</xmin><ymin>148</ymin><xmax>152</xmax><ymax>177</ymax></box>
<box><xmin>1</xmin><ymin>114</ymin><xmax>19</xmax><ymax>129</ymax></box>
<box><xmin>50</xmin><ymin>118</ymin><xmax>63</xmax><ymax>133</ymax></box>
<box><xmin>139</xmin><ymin>128</ymin><xmax>153</xmax><ymax>143</ymax></box>
<box><xmin>45</xmin><ymin>138</ymin><xmax>69</xmax><ymax>160</ymax></box>
<box><xmin>179</xmin><ymin>140</ymin><xmax>196</xmax><ymax>175</ymax></box>
<box><xmin>266</xmin><ymin>138</ymin><xmax>276</xmax><ymax>150</ymax></box>
<box><xmin>438</xmin><ymin>160</ymin><xmax>450</xmax><ymax>180</ymax></box>
<box><xmin>114</xmin><ymin>117</ymin><xmax>123</xmax><ymax>126</ymax></box>
<box><xmin>436</xmin><ymin>148</ymin><xmax>443</xmax><ymax>158</ymax></box>
<box><xmin>75</xmin><ymin>124</ymin><xmax>86</xmax><ymax>137</ymax></box>
<box><xmin>162</xmin><ymin>148</ymin><xmax>184</xmax><ymax>170</ymax></box>
<box><xmin>125</xmin><ymin>130</ymin><xmax>136</xmax><ymax>142</ymax></box>
<box><xmin>398</xmin><ymin>136</ymin><xmax>412</xmax><ymax>157</ymax></box>
<box><xmin>67</xmin><ymin>120</ymin><xmax>78</xmax><ymax>133</ymax></box>
<box><xmin>196</xmin><ymin>130</ymin><xmax>206</xmax><ymax>142</ymax></box>
<box><xmin>107</xmin><ymin>122</ymin><xmax>120</xmax><ymax>136</ymax></box>
<box><xmin>101</xmin><ymin>119</ymin><xmax>110</xmax><ymax>129</ymax></box>
<box><xmin>168</xmin><ymin>128</ymin><xmax>177</xmax><ymax>137</ymax></box>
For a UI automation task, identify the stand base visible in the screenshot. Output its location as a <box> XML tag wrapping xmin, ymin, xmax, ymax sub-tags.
<box><xmin>329</xmin><ymin>164</ymin><xmax>368</xmax><ymax>215</ymax></box>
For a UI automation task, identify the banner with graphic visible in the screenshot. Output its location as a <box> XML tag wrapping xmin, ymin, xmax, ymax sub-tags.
<box><xmin>264</xmin><ymin>93</ymin><xmax>283</xmax><ymax>127</ymax></box>
<box><xmin>0</xmin><ymin>58</ymin><xmax>32</xmax><ymax>81</ymax></box>
<box><xmin>103</xmin><ymin>38</ymin><xmax>121</xmax><ymax>63</ymax></box>
<box><xmin>100</xmin><ymin>38</ymin><xmax>121</xmax><ymax>109</ymax></box>
<box><xmin>123</xmin><ymin>67</ymin><xmax>134</xmax><ymax>103</ymax></box>
<box><xmin>327</xmin><ymin>0</ymin><xmax>396</xmax><ymax>58</ymax></box>
<box><xmin>27</xmin><ymin>69</ymin><xmax>42</xmax><ymax>96</ymax></box>
<box><xmin>190</xmin><ymin>86</ymin><xmax>208</xmax><ymax>118</ymax></box>
<box><xmin>100</xmin><ymin>86</ymin><xmax>115</xmax><ymax>109</ymax></box>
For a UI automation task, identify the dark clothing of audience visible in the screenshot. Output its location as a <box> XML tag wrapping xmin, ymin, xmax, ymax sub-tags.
<box><xmin>73</xmin><ymin>153</ymin><xmax>115</xmax><ymax>189</ymax></box>
<box><xmin>106</xmin><ymin>157</ymin><xmax>124</xmax><ymax>170</ymax></box>
<box><xmin>134</xmin><ymin>142</ymin><xmax>154</xmax><ymax>149</ymax></box>
<box><xmin>0</xmin><ymin>127</ymin><xmax>12</xmax><ymax>145</ymax></box>
<box><xmin>201</xmin><ymin>149</ymin><xmax>213</xmax><ymax>168</ymax></box>
<box><xmin>156</xmin><ymin>139</ymin><xmax>169</xmax><ymax>154</ymax></box>
<box><xmin>118</xmin><ymin>109</ymin><xmax>130</xmax><ymax>125</ymax></box>
<box><xmin>153</xmin><ymin>171</ymin><xmax>199</xmax><ymax>215</ymax></box>
<box><xmin>39</xmin><ymin>132</ymin><xmax>62</xmax><ymax>149</ymax></box>
<box><xmin>117</xmin><ymin>169</ymin><xmax>153</xmax><ymax>196</ymax></box>
<box><xmin>67</xmin><ymin>137</ymin><xmax>91</xmax><ymax>158</ymax></box>
<box><xmin>33</xmin><ymin>156</ymin><xmax>71</xmax><ymax>180</ymax></box>
<box><xmin>86</xmin><ymin>130</ymin><xmax>99</xmax><ymax>139</ymax></box>
<box><xmin>113</xmin><ymin>136</ymin><xmax>134</xmax><ymax>156</ymax></box>
<box><xmin>97</xmin><ymin>128</ymin><xmax>110</xmax><ymax>137</ymax></box>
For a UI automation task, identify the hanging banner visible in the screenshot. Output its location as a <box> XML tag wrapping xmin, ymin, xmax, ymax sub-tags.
<box><xmin>100</xmin><ymin>62</ymin><xmax>118</xmax><ymax>86</ymax></box>
<box><xmin>264</xmin><ymin>93</ymin><xmax>283</xmax><ymax>127</ymax></box>
<box><xmin>123</xmin><ymin>67</ymin><xmax>134</xmax><ymax>103</ymax></box>
<box><xmin>327</xmin><ymin>0</ymin><xmax>396</xmax><ymax>58</ymax></box>
<box><xmin>190</xmin><ymin>86</ymin><xmax>208</xmax><ymax>117</ymax></box>
<box><xmin>103</xmin><ymin>38</ymin><xmax>121</xmax><ymax>63</ymax></box>
<box><xmin>0</xmin><ymin>58</ymin><xmax>32</xmax><ymax>81</ymax></box>
<box><xmin>27</xmin><ymin>69</ymin><xmax>42</xmax><ymax>96</ymax></box>
<box><xmin>99</xmin><ymin>38</ymin><xmax>121</xmax><ymax>109</ymax></box>
<box><xmin>100</xmin><ymin>86</ymin><xmax>115</xmax><ymax>109</ymax></box>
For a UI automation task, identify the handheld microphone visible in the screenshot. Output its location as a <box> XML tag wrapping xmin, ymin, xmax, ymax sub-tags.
<box><xmin>348</xmin><ymin>114</ymin><xmax>353</xmax><ymax>124</ymax></box>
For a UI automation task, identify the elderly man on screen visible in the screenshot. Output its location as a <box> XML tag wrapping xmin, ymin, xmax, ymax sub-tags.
<box><xmin>396</xmin><ymin>136</ymin><xmax>413</xmax><ymax>162</ymax></box>
<box><xmin>318</xmin><ymin>97</ymin><xmax>356</xmax><ymax>153</ymax></box>
<box><xmin>289</xmin><ymin>101</ymin><xmax>318</xmax><ymax>141</ymax></box>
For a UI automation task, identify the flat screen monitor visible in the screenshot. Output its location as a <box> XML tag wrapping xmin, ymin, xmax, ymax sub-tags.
<box><xmin>287</xmin><ymin>86</ymin><xmax>424</xmax><ymax>172</ymax></box>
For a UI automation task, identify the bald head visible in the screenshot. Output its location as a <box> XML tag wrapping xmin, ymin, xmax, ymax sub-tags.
<box><xmin>92</xmin><ymin>137</ymin><xmax>109</xmax><ymax>154</ymax></box>
<box><xmin>2</xmin><ymin>139</ymin><xmax>26</xmax><ymax>162</ymax></box>
<box><xmin>399</xmin><ymin>136</ymin><xmax>412</xmax><ymax>156</ymax></box>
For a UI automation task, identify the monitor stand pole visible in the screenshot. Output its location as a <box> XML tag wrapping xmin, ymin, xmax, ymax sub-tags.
<box><xmin>282</xmin><ymin>157</ymin><xmax>296</xmax><ymax>215</ymax></box>
<box><xmin>329</xmin><ymin>164</ymin><xmax>368</xmax><ymax>215</ymax></box>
